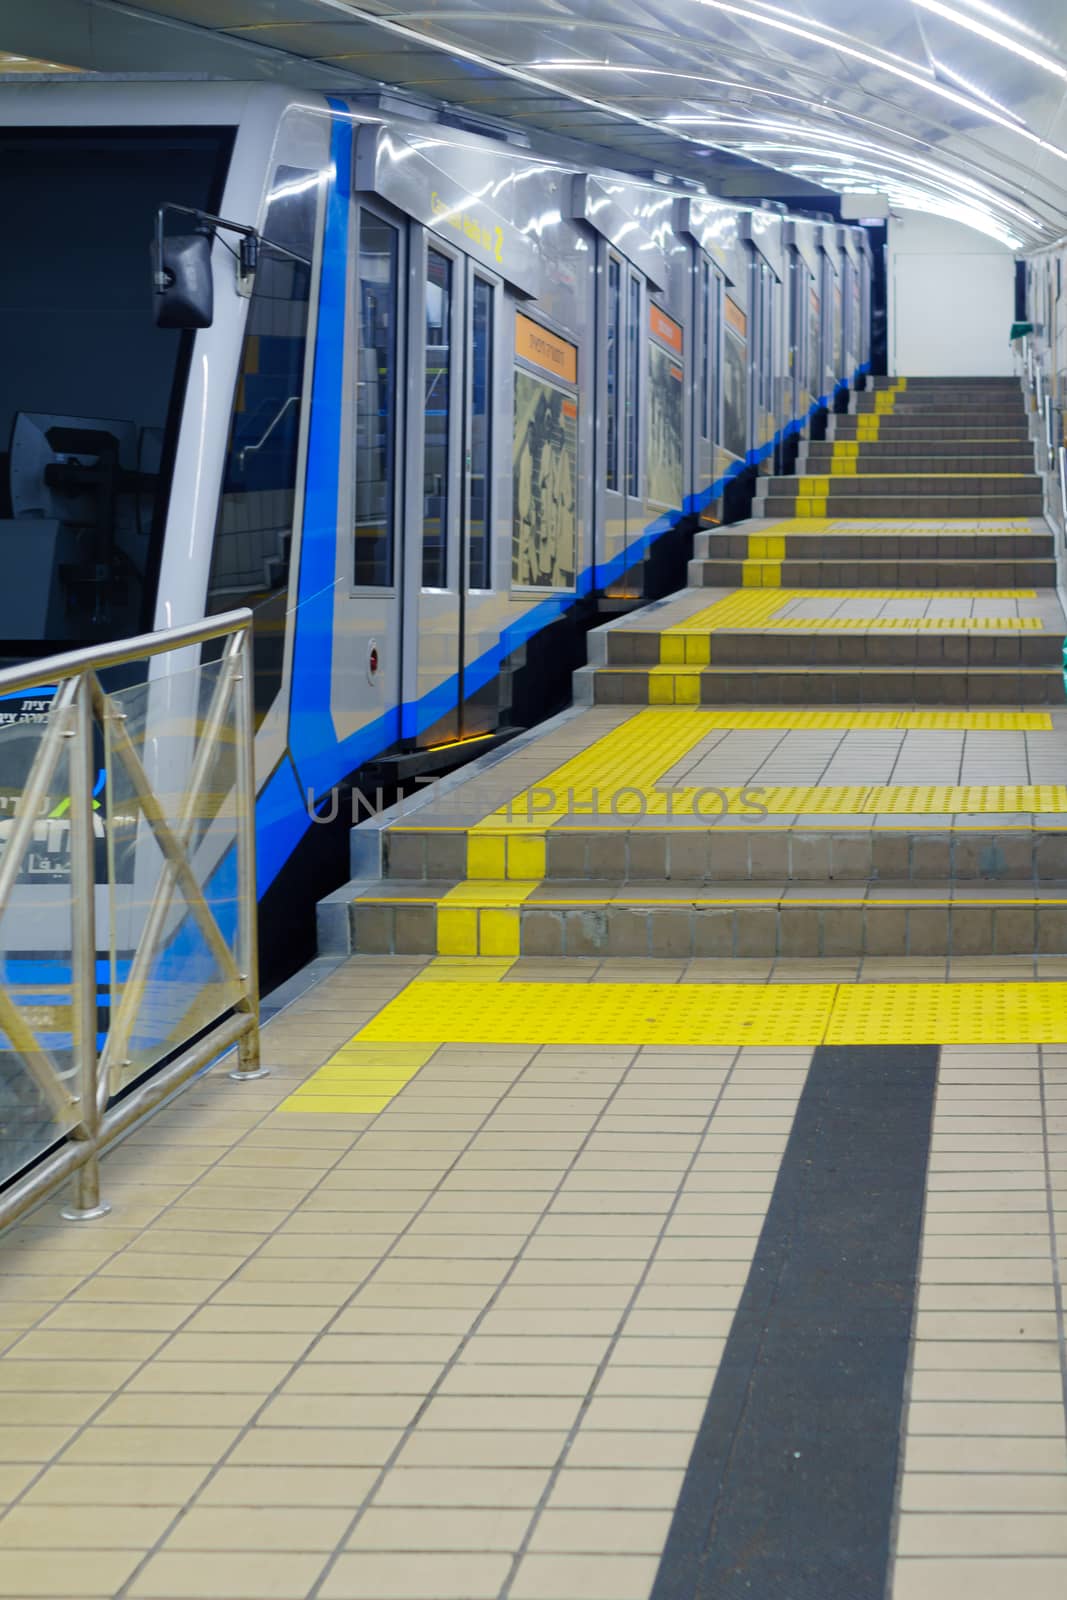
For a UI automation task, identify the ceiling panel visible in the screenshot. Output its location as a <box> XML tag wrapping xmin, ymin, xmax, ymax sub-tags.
<box><xmin>2</xmin><ymin>0</ymin><xmax>1066</xmax><ymax>243</ymax></box>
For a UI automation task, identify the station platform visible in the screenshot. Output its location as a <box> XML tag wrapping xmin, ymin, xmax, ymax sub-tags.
<box><xmin>3</xmin><ymin>377</ymin><xmax>1067</xmax><ymax>1600</ymax></box>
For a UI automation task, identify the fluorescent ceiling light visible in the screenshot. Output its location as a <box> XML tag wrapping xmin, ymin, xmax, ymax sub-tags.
<box><xmin>678</xmin><ymin>0</ymin><xmax>1067</xmax><ymax>163</ymax></box>
<box><xmin>911</xmin><ymin>0</ymin><xmax>1067</xmax><ymax>81</ymax></box>
<box><xmin>930</xmin><ymin>56</ymin><xmax>1027</xmax><ymax>122</ymax></box>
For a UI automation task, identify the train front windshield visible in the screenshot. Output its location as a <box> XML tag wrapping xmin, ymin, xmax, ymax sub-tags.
<box><xmin>0</xmin><ymin>125</ymin><xmax>233</xmax><ymax>661</ymax></box>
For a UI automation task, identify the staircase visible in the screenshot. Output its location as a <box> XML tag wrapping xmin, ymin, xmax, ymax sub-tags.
<box><xmin>323</xmin><ymin>374</ymin><xmax>1067</xmax><ymax>963</ymax></box>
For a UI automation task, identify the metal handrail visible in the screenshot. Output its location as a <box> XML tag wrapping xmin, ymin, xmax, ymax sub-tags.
<box><xmin>0</xmin><ymin>608</ymin><xmax>261</xmax><ymax>1229</ymax></box>
<box><xmin>0</xmin><ymin>608</ymin><xmax>251</xmax><ymax>698</ymax></box>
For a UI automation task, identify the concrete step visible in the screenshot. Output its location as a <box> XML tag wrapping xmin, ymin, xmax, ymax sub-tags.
<box><xmin>761</xmin><ymin>495</ymin><xmax>1045</xmax><ymax>518</ymax></box>
<box><xmin>342</xmin><ymin>879</ymin><xmax>1067</xmax><ymax>958</ymax></box>
<box><xmin>587</xmin><ymin>664</ymin><xmax>1066</xmax><ymax>706</ymax></box>
<box><xmin>692</xmin><ymin>529</ymin><xmax>1054</xmax><ymax>560</ymax></box>
<box><xmin>850</xmin><ymin>400</ymin><xmax>1027</xmax><ymax>416</ymax></box>
<box><xmin>691</xmin><ymin>558</ymin><xmax>1057</xmax><ymax>589</ymax></box>
<box><xmin>761</xmin><ymin>474</ymin><xmax>1041</xmax><ymax>497</ymax></box>
<box><xmin>605</xmin><ymin>630</ymin><xmax>1062</xmax><ymax>668</ymax></box>
<box><xmin>829</xmin><ymin>422</ymin><xmax>1030</xmax><ymax>440</ymax></box>
<box><xmin>382</xmin><ymin>826</ymin><xmax>1067</xmax><ymax>885</ymax></box>
<box><xmin>868</xmin><ymin>377</ymin><xmax>1019</xmax><ymax>387</ymax></box>
<box><xmin>800</xmin><ymin>452</ymin><xmax>1036</xmax><ymax>473</ymax></box>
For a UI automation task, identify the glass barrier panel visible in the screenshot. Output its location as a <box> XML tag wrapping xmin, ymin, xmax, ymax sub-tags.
<box><xmin>104</xmin><ymin>655</ymin><xmax>244</xmax><ymax>1095</ymax></box>
<box><xmin>0</xmin><ymin>713</ymin><xmax>80</xmax><ymax>1185</ymax></box>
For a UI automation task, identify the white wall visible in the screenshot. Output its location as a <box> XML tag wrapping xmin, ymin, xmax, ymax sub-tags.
<box><xmin>888</xmin><ymin>212</ymin><xmax>1015</xmax><ymax>376</ymax></box>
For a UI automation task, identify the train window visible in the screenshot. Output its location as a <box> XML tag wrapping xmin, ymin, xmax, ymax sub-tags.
<box><xmin>0</xmin><ymin>125</ymin><xmax>232</xmax><ymax>658</ymax></box>
<box><xmin>626</xmin><ymin>274</ymin><xmax>641</xmax><ymax>497</ymax></box>
<box><xmin>701</xmin><ymin>258</ymin><xmax>711</xmax><ymax>440</ymax></box>
<box><xmin>422</xmin><ymin>249</ymin><xmax>452</xmax><ymax>589</ymax></box>
<box><xmin>207</xmin><ymin>162</ymin><xmax>318</xmax><ymax>720</ymax></box>
<box><xmin>467</xmin><ymin>276</ymin><xmax>493</xmax><ymax>591</ymax></box>
<box><xmin>354</xmin><ymin>211</ymin><xmax>399</xmax><ymax>588</ymax></box>
<box><xmin>606</xmin><ymin>256</ymin><xmax>621</xmax><ymax>491</ymax></box>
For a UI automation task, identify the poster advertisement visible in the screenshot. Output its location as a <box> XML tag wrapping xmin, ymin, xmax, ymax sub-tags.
<box><xmin>512</xmin><ymin>315</ymin><xmax>578</xmax><ymax>589</ymax></box>
<box><xmin>647</xmin><ymin>306</ymin><xmax>684</xmax><ymax>509</ymax></box>
<box><xmin>723</xmin><ymin>295</ymin><xmax>748</xmax><ymax>462</ymax></box>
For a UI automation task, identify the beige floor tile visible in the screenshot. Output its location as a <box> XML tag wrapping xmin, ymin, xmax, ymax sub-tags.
<box><xmin>906</xmin><ymin>1401</ymin><xmax>1065</xmax><ymax>1436</ymax></box>
<box><xmin>910</xmin><ymin>1341</ymin><xmax>1063</xmax><ymax>1371</ymax></box>
<box><xmin>163</xmin><ymin>1505</ymin><xmax>351</xmax><ymax>1550</ymax></box>
<box><xmin>160</xmin><ymin>1331</ymin><xmax>315</xmax><ymax>1363</ymax></box>
<box><xmin>897</xmin><ymin>1512</ymin><xmax>1067</xmax><ymax>1557</ymax></box>
<box><xmin>22</xmin><ymin>1462</ymin><xmax>211</xmax><ymax>1505</ymax></box>
<box><xmin>0</xmin><ymin>1549</ymin><xmax>143</xmax><ymax>1597</ymax></box>
<box><xmin>198</xmin><ymin>1465</ymin><xmax>378</xmax><ymax>1507</ymax></box>
<box><xmin>436</xmin><ymin>1365</ymin><xmax>598</xmax><ymax>1398</ymax></box>
<box><xmin>127</xmin><ymin>1550</ymin><xmax>325</xmax><ymax>1598</ymax></box>
<box><xmin>396</xmin><ymin>1430</ymin><xmax>568</xmax><ymax>1469</ymax></box>
<box><xmin>346</xmin><ymin>1505</ymin><xmax>529</xmax><ymax>1552</ymax></box>
<box><xmin>547</xmin><ymin>1466</ymin><xmax>686</xmax><ymax>1508</ymax></box>
<box><xmin>372</xmin><ymin>1466</ymin><xmax>551</xmax><ymax>1508</ymax></box>
<box><xmin>0</xmin><ymin>1503</ymin><xmax>173</xmax><ymax>1549</ymax></box>
<box><xmin>510</xmin><ymin>1552</ymin><xmax>658</xmax><ymax>1599</ymax></box>
<box><xmin>0</xmin><ymin>1462</ymin><xmax>39</xmax><ymax>1502</ymax></box>
<box><xmin>418</xmin><ymin>1396</ymin><xmax>581</xmax><ymax>1432</ymax></box>
<box><xmin>0</xmin><ymin>1360</ymin><xmax>139</xmax><ymax>1393</ymax></box>
<box><xmin>229</xmin><ymin>1427</ymin><xmax>400</xmax><ymax>1468</ymax></box>
<box><xmin>126</xmin><ymin>1361</ymin><xmax>292</xmax><ymax>1394</ymax></box>
<box><xmin>893</xmin><ymin>1557</ymin><xmax>1067</xmax><ymax>1599</ymax></box>
<box><xmin>59</xmin><ymin>1425</ymin><xmax>241</xmax><ymax>1465</ymax></box>
<box><xmin>528</xmin><ymin>1507</ymin><xmax>672</xmax><ymax>1554</ymax></box>
<box><xmin>901</xmin><ymin>1474</ymin><xmax>1067</xmax><ymax>1512</ymax></box>
<box><xmin>565</xmin><ymin>1433</ymin><xmax>696</xmax><ymax>1470</ymax></box>
<box><xmin>595</xmin><ymin>1364</ymin><xmax>718</xmax><ymax>1398</ymax></box>
<box><xmin>320</xmin><ymin>1551</ymin><xmax>511</xmax><ymax>1599</ymax></box>
<box><xmin>909</xmin><ymin>1370</ymin><xmax>1064</xmax><ymax>1403</ymax></box>
<box><xmin>257</xmin><ymin>1395</ymin><xmax>420</xmax><ymax>1430</ymax></box>
<box><xmin>0</xmin><ymin>1424</ymin><xmax>76</xmax><ymax>1462</ymax></box>
<box><xmin>904</xmin><ymin>1436</ymin><xmax>1067</xmax><ymax>1473</ymax></box>
<box><xmin>282</xmin><ymin>1362</ymin><xmax>444</xmax><ymax>1396</ymax></box>
<box><xmin>37</xmin><ymin>1302</ymin><xmax>189</xmax><ymax>1334</ymax></box>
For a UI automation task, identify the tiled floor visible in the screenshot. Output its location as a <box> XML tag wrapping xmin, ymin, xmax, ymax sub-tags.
<box><xmin>1</xmin><ymin>957</ymin><xmax>1066</xmax><ymax>1597</ymax></box>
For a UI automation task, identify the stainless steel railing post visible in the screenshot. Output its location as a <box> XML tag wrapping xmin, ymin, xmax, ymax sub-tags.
<box><xmin>229</xmin><ymin>625</ymin><xmax>268</xmax><ymax>1082</ymax></box>
<box><xmin>62</xmin><ymin>673</ymin><xmax>110</xmax><ymax>1221</ymax></box>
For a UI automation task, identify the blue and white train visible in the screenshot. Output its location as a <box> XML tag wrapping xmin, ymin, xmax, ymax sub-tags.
<box><xmin>0</xmin><ymin>80</ymin><xmax>872</xmax><ymax>976</ymax></box>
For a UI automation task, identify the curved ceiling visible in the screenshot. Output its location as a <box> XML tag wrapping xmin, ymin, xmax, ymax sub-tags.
<box><xmin>4</xmin><ymin>0</ymin><xmax>1067</xmax><ymax>247</ymax></box>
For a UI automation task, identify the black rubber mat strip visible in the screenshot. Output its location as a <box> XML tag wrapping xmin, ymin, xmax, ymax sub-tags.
<box><xmin>650</xmin><ymin>1044</ymin><xmax>938</xmax><ymax>1600</ymax></box>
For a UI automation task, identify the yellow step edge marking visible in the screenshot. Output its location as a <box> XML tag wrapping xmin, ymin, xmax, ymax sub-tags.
<box><xmin>437</xmin><ymin>879</ymin><xmax>540</xmax><ymax>957</ymax></box>
<box><xmin>657</xmin><ymin>588</ymin><xmax>1040</xmax><ymax>654</ymax></box>
<box><xmin>278</xmin><ymin>1042</ymin><xmax>435</xmax><ymax>1115</ymax></box>
<box><xmin>354</xmin><ymin>980</ymin><xmax>1067</xmax><ymax>1048</ymax></box>
<box><xmin>462</xmin><ymin>707</ymin><xmax>1057</xmax><ymax>851</ymax></box>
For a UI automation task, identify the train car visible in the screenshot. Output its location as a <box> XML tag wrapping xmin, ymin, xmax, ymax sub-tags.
<box><xmin>0</xmin><ymin>79</ymin><xmax>872</xmax><ymax>982</ymax></box>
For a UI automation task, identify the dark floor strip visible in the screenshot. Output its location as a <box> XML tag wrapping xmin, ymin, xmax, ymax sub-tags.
<box><xmin>651</xmin><ymin>1044</ymin><xmax>938</xmax><ymax>1600</ymax></box>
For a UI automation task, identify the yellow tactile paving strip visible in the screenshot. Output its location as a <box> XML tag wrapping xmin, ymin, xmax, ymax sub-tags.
<box><xmin>279</xmin><ymin>1043</ymin><xmax>434</xmax><ymax>1115</ymax></box>
<box><xmin>655</xmin><ymin>589</ymin><xmax>1043</xmax><ymax>659</ymax></box>
<box><xmin>448</xmin><ymin>711</ymin><xmax>1064</xmax><ymax>879</ymax></box>
<box><xmin>349</xmin><ymin>979</ymin><xmax>1067</xmax><ymax>1048</ymax></box>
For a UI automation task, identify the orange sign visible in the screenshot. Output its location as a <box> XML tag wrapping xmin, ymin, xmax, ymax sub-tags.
<box><xmin>649</xmin><ymin>304</ymin><xmax>683</xmax><ymax>356</ymax></box>
<box><xmin>515</xmin><ymin>313</ymin><xmax>578</xmax><ymax>385</ymax></box>
<box><xmin>725</xmin><ymin>296</ymin><xmax>747</xmax><ymax>340</ymax></box>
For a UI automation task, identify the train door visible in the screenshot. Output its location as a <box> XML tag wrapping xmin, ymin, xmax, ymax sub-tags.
<box><xmin>597</xmin><ymin>246</ymin><xmax>647</xmax><ymax>585</ymax></box>
<box><xmin>788</xmin><ymin>255</ymin><xmax>809</xmax><ymax>424</ymax></box>
<box><xmin>348</xmin><ymin>202</ymin><xmax>404</xmax><ymax>741</ymax></box>
<box><xmin>692</xmin><ymin>250</ymin><xmax>721</xmax><ymax>514</ymax></box>
<box><xmin>749</xmin><ymin>256</ymin><xmax>777</xmax><ymax>461</ymax></box>
<box><xmin>408</xmin><ymin>240</ymin><xmax>503</xmax><ymax>747</ymax></box>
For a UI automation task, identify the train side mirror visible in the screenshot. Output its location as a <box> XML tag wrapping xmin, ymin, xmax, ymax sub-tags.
<box><xmin>152</xmin><ymin>229</ymin><xmax>214</xmax><ymax>329</ymax></box>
